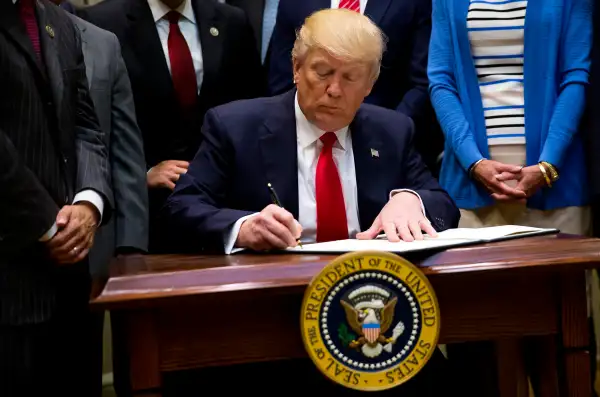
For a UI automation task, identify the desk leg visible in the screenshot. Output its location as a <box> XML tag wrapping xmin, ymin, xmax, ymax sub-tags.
<box><xmin>112</xmin><ymin>310</ymin><xmax>163</xmax><ymax>397</ymax></box>
<box><xmin>526</xmin><ymin>335</ymin><xmax>560</xmax><ymax>397</ymax></box>
<box><xmin>560</xmin><ymin>272</ymin><xmax>591</xmax><ymax>397</ymax></box>
<box><xmin>496</xmin><ymin>339</ymin><xmax>529</xmax><ymax>397</ymax></box>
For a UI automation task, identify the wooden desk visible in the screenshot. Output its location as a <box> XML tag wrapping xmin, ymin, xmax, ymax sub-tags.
<box><xmin>92</xmin><ymin>234</ymin><xmax>600</xmax><ymax>397</ymax></box>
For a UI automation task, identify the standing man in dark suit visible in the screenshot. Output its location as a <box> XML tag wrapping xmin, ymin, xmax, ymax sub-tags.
<box><xmin>267</xmin><ymin>0</ymin><xmax>444</xmax><ymax>173</ymax></box>
<box><xmin>62</xmin><ymin>3</ymin><xmax>149</xmax><ymax>279</ymax></box>
<box><xmin>59</xmin><ymin>2</ymin><xmax>150</xmax><ymax>395</ymax></box>
<box><xmin>80</xmin><ymin>0</ymin><xmax>265</xmax><ymax>253</ymax></box>
<box><xmin>226</xmin><ymin>0</ymin><xmax>278</xmax><ymax>67</ymax></box>
<box><xmin>0</xmin><ymin>0</ymin><xmax>112</xmax><ymax>395</ymax></box>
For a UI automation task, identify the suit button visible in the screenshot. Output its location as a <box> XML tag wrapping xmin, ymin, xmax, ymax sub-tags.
<box><xmin>47</xmin><ymin>101</ymin><xmax>53</xmax><ymax>107</ymax></box>
<box><xmin>63</xmin><ymin>157</ymin><xmax>68</xmax><ymax>164</ymax></box>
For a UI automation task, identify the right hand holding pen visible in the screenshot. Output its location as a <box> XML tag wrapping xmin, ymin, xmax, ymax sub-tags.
<box><xmin>147</xmin><ymin>160</ymin><xmax>189</xmax><ymax>190</ymax></box>
<box><xmin>472</xmin><ymin>160</ymin><xmax>527</xmax><ymax>201</ymax></box>
<box><xmin>236</xmin><ymin>204</ymin><xmax>302</xmax><ymax>251</ymax></box>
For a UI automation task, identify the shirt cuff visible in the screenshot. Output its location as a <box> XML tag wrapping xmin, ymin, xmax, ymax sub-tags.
<box><xmin>389</xmin><ymin>189</ymin><xmax>426</xmax><ymax>217</ymax></box>
<box><xmin>39</xmin><ymin>222</ymin><xmax>58</xmax><ymax>242</ymax></box>
<box><xmin>224</xmin><ymin>213</ymin><xmax>258</xmax><ymax>254</ymax></box>
<box><xmin>73</xmin><ymin>189</ymin><xmax>104</xmax><ymax>224</ymax></box>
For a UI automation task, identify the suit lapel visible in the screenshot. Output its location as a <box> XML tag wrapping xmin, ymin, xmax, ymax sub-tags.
<box><xmin>364</xmin><ymin>0</ymin><xmax>392</xmax><ymax>26</ymax></box>
<box><xmin>77</xmin><ymin>22</ymin><xmax>94</xmax><ymax>90</ymax></box>
<box><xmin>260</xmin><ymin>90</ymin><xmax>299</xmax><ymax>218</ymax></box>
<box><xmin>36</xmin><ymin>1</ymin><xmax>64</xmax><ymax>119</ymax></box>
<box><xmin>193</xmin><ymin>0</ymin><xmax>223</xmax><ymax>99</ymax></box>
<box><xmin>0</xmin><ymin>0</ymin><xmax>45</xmax><ymax>78</ymax></box>
<box><xmin>126</xmin><ymin>0</ymin><xmax>175</xmax><ymax>103</ymax></box>
<box><xmin>351</xmin><ymin>110</ymin><xmax>384</xmax><ymax>230</ymax></box>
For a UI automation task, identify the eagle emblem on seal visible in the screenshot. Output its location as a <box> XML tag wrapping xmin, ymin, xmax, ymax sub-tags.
<box><xmin>340</xmin><ymin>285</ymin><xmax>405</xmax><ymax>358</ymax></box>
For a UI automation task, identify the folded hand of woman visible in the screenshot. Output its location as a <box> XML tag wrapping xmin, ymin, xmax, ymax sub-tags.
<box><xmin>472</xmin><ymin>160</ymin><xmax>527</xmax><ymax>201</ymax></box>
<box><xmin>494</xmin><ymin>165</ymin><xmax>546</xmax><ymax>200</ymax></box>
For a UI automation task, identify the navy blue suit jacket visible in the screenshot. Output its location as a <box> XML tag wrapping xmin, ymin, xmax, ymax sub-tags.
<box><xmin>267</xmin><ymin>0</ymin><xmax>431</xmax><ymax>121</ymax></box>
<box><xmin>163</xmin><ymin>90</ymin><xmax>459</xmax><ymax>253</ymax></box>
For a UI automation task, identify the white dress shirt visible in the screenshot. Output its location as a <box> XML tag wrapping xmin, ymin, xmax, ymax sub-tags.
<box><xmin>10</xmin><ymin>0</ymin><xmax>105</xmax><ymax>241</ymax></box>
<box><xmin>331</xmin><ymin>0</ymin><xmax>368</xmax><ymax>14</ymax></box>
<box><xmin>223</xmin><ymin>94</ymin><xmax>425</xmax><ymax>254</ymax></box>
<box><xmin>148</xmin><ymin>0</ymin><xmax>204</xmax><ymax>93</ymax></box>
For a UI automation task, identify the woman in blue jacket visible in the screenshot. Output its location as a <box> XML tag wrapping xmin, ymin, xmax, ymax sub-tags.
<box><xmin>428</xmin><ymin>0</ymin><xmax>592</xmax><ymax>234</ymax></box>
<box><xmin>428</xmin><ymin>0</ymin><xmax>594</xmax><ymax>394</ymax></box>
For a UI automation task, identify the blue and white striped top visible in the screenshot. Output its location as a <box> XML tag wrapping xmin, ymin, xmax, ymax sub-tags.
<box><xmin>467</xmin><ymin>0</ymin><xmax>527</xmax><ymax>146</ymax></box>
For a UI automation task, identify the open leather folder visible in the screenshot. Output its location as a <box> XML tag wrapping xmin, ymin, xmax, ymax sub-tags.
<box><xmin>282</xmin><ymin>225</ymin><xmax>559</xmax><ymax>254</ymax></box>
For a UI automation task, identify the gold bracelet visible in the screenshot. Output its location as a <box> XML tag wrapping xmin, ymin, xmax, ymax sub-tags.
<box><xmin>540</xmin><ymin>161</ymin><xmax>559</xmax><ymax>182</ymax></box>
<box><xmin>538</xmin><ymin>163</ymin><xmax>552</xmax><ymax>187</ymax></box>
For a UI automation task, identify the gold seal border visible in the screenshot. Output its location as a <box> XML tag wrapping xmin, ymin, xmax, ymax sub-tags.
<box><xmin>300</xmin><ymin>251</ymin><xmax>441</xmax><ymax>391</ymax></box>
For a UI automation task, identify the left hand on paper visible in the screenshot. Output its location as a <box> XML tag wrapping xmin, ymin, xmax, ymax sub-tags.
<box><xmin>356</xmin><ymin>192</ymin><xmax>437</xmax><ymax>242</ymax></box>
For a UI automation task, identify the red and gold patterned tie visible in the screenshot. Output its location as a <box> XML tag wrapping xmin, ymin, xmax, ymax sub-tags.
<box><xmin>315</xmin><ymin>132</ymin><xmax>349</xmax><ymax>242</ymax></box>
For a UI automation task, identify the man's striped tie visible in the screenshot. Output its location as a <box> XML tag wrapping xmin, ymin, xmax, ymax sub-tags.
<box><xmin>18</xmin><ymin>0</ymin><xmax>41</xmax><ymax>60</ymax></box>
<box><xmin>339</xmin><ymin>0</ymin><xmax>360</xmax><ymax>12</ymax></box>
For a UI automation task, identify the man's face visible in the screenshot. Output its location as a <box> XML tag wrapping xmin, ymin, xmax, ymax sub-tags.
<box><xmin>293</xmin><ymin>48</ymin><xmax>374</xmax><ymax>132</ymax></box>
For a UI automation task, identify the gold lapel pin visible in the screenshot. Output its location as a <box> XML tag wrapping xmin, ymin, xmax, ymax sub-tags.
<box><xmin>210</xmin><ymin>27</ymin><xmax>219</xmax><ymax>37</ymax></box>
<box><xmin>46</xmin><ymin>25</ymin><xmax>54</xmax><ymax>38</ymax></box>
<box><xmin>370</xmin><ymin>148</ymin><xmax>379</xmax><ymax>158</ymax></box>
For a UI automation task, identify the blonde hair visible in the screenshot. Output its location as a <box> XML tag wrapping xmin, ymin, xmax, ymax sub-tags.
<box><xmin>292</xmin><ymin>8</ymin><xmax>386</xmax><ymax>82</ymax></box>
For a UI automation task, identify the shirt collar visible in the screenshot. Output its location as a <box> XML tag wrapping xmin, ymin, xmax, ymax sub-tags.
<box><xmin>148</xmin><ymin>0</ymin><xmax>196</xmax><ymax>25</ymax></box>
<box><xmin>294</xmin><ymin>92</ymin><xmax>349</xmax><ymax>151</ymax></box>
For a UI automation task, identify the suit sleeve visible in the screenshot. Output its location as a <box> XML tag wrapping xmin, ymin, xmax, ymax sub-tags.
<box><xmin>108</xmin><ymin>33</ymin><xmax>149</xmax><ymax>252</ymax></box>
<box><xmin>162</xmin><ymin>109</ymin><xmax>254</xmax><ymax>253</ymax></box>
<box><xmin>72</xmin><ymin>24</ymin><xmax>113</xmax><ymax>223</ymax></box>
<box><xmin>539</xmin><ymin>0</ymin><xmax>592</xmax><ymax>168</ymax></box>
<box><xmin>0</xmin><ymin>129</ymin><xmax>59</xmax><ymax>254</ymax></box>
<box><xmin>428</xmin><ymin>0</ymin><xmax>483</xmax><ymax>172</ymax></box>
<box><xmin>399</xmin><ymin>118</ymin><xmax>460</xmax><ymax>231</ymax></box>
<box><xmin>395</xmin><ymin>0</ymin><xmax>432</xmax><ymax>121</ymax></box>
<box><xmin>267</xmin><ymin>0</ymin><xmax>296</xmax><ymax>95</ymax></box>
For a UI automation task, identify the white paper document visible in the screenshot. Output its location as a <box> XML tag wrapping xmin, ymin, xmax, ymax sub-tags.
<box><xmin>284</xmin><ymin>225</ymin><xmax>558</xmax><ymax>254</ymax></box>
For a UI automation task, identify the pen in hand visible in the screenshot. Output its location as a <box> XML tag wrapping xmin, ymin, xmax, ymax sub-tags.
<box><xmin>267</xmin><ymin>183</ymin><xmax>303</xmax><ymax>248</ymax></box>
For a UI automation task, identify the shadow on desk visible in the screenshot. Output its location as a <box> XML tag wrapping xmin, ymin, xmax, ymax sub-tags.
<box><xmin>163</xmin><ymin>351</ymin><xmax>454</xmax><ymax>397</ymax></box>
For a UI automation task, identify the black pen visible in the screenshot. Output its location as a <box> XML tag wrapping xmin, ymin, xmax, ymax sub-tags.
<box><xmin>267</xmin><ymin>183</ymin><xmax>303</xmax><ymax>248</ymax></box>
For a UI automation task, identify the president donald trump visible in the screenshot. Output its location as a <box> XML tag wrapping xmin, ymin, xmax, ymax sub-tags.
<box><xmin>163</xmin><ymin>9</ymin><xmax>459</xmax><ymax>255</ymax></box>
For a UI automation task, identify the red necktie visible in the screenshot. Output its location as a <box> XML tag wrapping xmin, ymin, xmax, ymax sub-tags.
<box><xmin>339</xmin><ymin>0</ymin><xmax>360</xmax><ymax>12</ymax></box>
<box><xmin>166</xmin><ymin>11</ymin><xmax>197</xmax><ymax>110</ymax></box>
<box><xmin>18</xmin><ymin>0</ymin><xmax>41</xmax><ymax>60</ymax></box>
<box><xmin>316</xmin><ymin>132</ymin><xmax>349</xmax><ymax>242</ymax></box>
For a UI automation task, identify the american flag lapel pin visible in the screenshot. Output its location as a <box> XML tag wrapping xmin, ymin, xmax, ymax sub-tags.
<box><xmin>370</xmin><ymin>148</ymin><xmax>379</xmax><ymax>158</ymax></box>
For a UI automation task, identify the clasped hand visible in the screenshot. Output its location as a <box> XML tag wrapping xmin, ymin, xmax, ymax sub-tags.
<box><xmin>45</xmin><ymin>203</ymin><xmax>99</xmax><ymax>265</ymax></box>
<box><xmin>471</xmin><ymin>160</ymin><xmax>546</xmax><ymax>201</ymax></box>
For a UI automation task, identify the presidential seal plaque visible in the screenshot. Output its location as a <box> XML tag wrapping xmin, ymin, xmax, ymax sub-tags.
<box><xmin>300</xmin><ymin>251</ymin><xmax>440</xmax><ymax>391</ymax></box>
